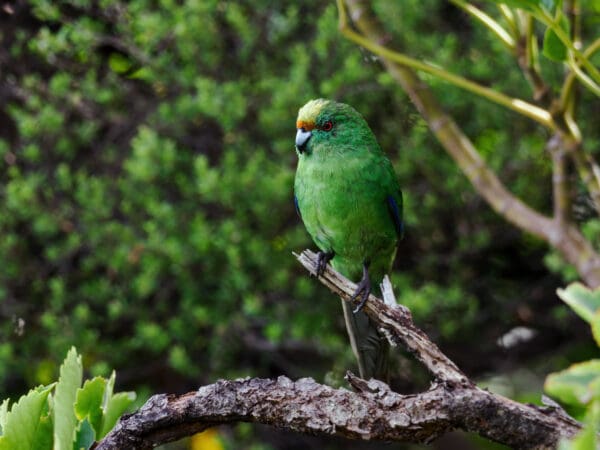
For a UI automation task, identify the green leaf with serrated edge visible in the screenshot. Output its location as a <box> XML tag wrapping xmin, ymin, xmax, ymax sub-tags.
<box><xmin>99</xmin><ymin>392</ymin><xmax>135</xmax><ymax>439</ymax></box>
<box><xmin>0</xmin><ymin>385</ymin><xmax>52</xmax><ymax>450</ymax></box>
<box><xmin>31</xmin><ymin>410</ymin><xmax>53</xmax><ymax>450</ymax></box>
<box><xmin>32</xmin><ymin>383</ymin><xmax>56</xmax><ymax>450</ymax></box>
<box><xmin>103</xmin><ymin>371</ymin><xmax>115</xmax><ymax>408</ymax></box>
<box><xmin>74</xmin><ymin>377</ymin><xmax>105</xmax><ymax>437</ymax></box>
<box><xmin>543</xmin><ymin>11</ymin><xmax>569</xmax><ymax>61</ymax></box>
<box><xmin>98</xmin><ymin>371</ymin><xmax>135</xmax><ymax>439</ymax></box>
<box><xmin>0</xmin><ymin>398</ymin><xmax>9</xmax><ymax>435</ymax></box>
<box><xmin>72</xmin><ymin>419</ymin><xmax>95</xmax><ymax>450</ymax></box>
<box><xmin>557</xmin><ymin>283</ymin><xmax>600</xmax><ymax>324</ymax></box>
<box><xmin>545</xmin><ymin>360</ymin><xmax>600</xmax><ymax>408</ymax></box>
<box><xmin>53</xmin><ymin>347</ymin><xmax>82</xmax><ymax>450</ymax></box>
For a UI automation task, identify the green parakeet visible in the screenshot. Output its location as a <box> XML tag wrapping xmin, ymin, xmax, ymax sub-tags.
<box><xmin>293</xmin><ymin>99</ymin><xmax>403</xmax><ymax>381</ymax></box>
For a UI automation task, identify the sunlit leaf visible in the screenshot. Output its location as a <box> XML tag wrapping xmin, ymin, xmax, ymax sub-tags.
<box><xmin>556</xmin><ymin>283</ymin><xmax>600</xmax><ymax>324</ymax></box>
<box><xmin>98</xmin><ymin>371</ymin><xmax>135</xmax><ymax>439</ymax></box>
<box><xmin>75</xmin><ymin>377</ymin><xmax>106</xmax><ymax>438</ymax></box>
<box><xmin>543</xmin><ymin>11</ymin><xmax>569</xmax><ymax>61</ymax></box>
<box><xmin>0</xmin><ymin>385</ymin><xmax>53</xmax><ymax>450</ymax></box>
<box><xmin>481</xmin><ymin>0</ymin><xmax>541</xmax><ymax>12</ymax></box>
<box><xmin>0</xmin><ymin>398</ymin><xmax>8</xmax><ymax>435</ymax></box>
<box><xmin>53</xmin><ymin>347</ymin><xmax>82</xmax><ymax>450</ymax></box>
<box><xmin>99</xmin><ymin>392</ymin><xmax>135</xmax><ymax>439</ymax></box>
<box><xmin>545</xmin><ymin>360</ymin><xmax>600</xmax><ymax>408</ymax></box>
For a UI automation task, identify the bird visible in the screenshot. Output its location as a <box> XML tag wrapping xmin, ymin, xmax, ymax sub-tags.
<box><xmin>293</xmin><ymin>99</ymin><xmax>403</xmax><ymax>381</ymax></box>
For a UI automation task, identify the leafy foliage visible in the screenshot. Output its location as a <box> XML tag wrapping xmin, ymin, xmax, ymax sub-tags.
<box><xmin>2</xmin><ymin>1</ymin><xmax>600</xmax><ymax>448</ymax></box>
<box><xmin>0</xmin><ymin>347</ymin><xmax>135</xmax><ymax>450</ymax></box>
<box><xmin>54</xmin><ymin>347</ymin><xmax>82</xmax><ymax>450</ymax></box>
<box><xmin>546</xmin><ymin>284</ymin><xmax>600</xmax><ymax>449</ymax></box>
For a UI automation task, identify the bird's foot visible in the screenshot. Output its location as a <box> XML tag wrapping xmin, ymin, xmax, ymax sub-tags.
<box><xmin>316</xmin><ymin>251</ymin><xmax>334</xmax><ymax>277</ymax></box>
<box><xmin>351</xmin><ymin>263</ymin><xmax>371</xmax><ymax>313</ymax></box>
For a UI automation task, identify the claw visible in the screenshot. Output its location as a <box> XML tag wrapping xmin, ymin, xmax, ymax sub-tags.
<box><xmin>351</xmin><ymin>263</ymin><xmax>371</xmax><ymax>313</ymax></box>
<box><xmin>316</xmin><ymin>251</ymin><xmax>334</xmax><ymax>277</ymax></box>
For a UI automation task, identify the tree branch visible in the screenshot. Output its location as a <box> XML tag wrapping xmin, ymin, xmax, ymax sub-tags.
<box><xmin>334</xmin><ymin>0</ymin><xmax>555</xmax><ymax>129</ymax></box>
<box><xmin>95</xmin><ymin>251</ymin><xmax>582</xmax><ymax>450</ymax></box>
<box><xmin>548</xmin><ymin>134</ymin><xmax>570</xmax><ymax>229</ymax></box>
<box><xmin>295</xmin><ymin>251</ymin><xmax>467</xmax><ymax>384</ymax></box>
<box><xmin>339</xmin><ymin>0</ymin><xmax>600</xmax><ymax>288</ymax></box>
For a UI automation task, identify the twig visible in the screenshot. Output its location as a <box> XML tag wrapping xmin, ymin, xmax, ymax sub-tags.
<box><xmin>295</xmin><ymin>250</ymin><xmax>467</xmax><ymax>384</ymax></box>
<box><xmin>448</xmin><ymin>0</ymin><xmax>515</xmax><ymax>50</ymax></box>
<box><xmin>548</xmin><ymin>134</ymin><xmax>570</xmax><ymax>229</ymax></box>
<box><xmin>335</xmin><ymin>0</ymin><xmax>555</xmax><ymax>129</ymax></box>
<box><xmin>339</xmin><ymin>0</ymin><xmax>600</xmax><ymax>288</ymax></box>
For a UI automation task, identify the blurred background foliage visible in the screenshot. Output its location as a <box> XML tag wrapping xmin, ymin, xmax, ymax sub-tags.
<box><xmin>1</xmin><ymin>0</ymin><xmax>599</xmax><ymax>448</ymax></box>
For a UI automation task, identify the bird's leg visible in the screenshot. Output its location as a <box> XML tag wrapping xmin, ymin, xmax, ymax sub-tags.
<box><xmin>316</xmin><ymin>251</ymin><xmax>334</xmax><ymax>276</ymax></box>
<box><xmin>351</xmin><ymin>262</ymin><xmax>371</xmax><ymax>313</ymax></box>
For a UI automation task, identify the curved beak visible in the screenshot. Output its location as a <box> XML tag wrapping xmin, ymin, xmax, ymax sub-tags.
<box><xmin>295</xmin><ymin>128</ymin><xmax>312</xmax><ymax>153</ymax></box>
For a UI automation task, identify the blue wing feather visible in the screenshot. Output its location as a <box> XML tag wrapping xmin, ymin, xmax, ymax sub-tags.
<box><xmin>294</xmin><ymin>195</ymin><xmax>302</xmax><ymax>219</ymax></box>
<box><xmin>386</xmin><ymin>194</ymin><xmax>403</xmax><ymax>238</ymax></box>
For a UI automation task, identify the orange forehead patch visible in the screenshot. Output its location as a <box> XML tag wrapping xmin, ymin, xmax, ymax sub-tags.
<box><xmin>296</xmin><ymin>120</ymin><xmax>315</xmax><ymax>131</ymax></box>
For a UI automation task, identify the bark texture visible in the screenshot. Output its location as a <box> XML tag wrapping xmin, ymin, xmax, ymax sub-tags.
<box><xmin>94</xmin><ymin>374</ymin><xmax>579</xmax><ymax>450</ymax></box>
<box><xmin>94</xmin><ymin>250</ymin><xmax>582</xmax><ymax>450</ymax></box>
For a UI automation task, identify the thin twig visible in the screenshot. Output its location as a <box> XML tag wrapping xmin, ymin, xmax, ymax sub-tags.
<box><xmin>336</xmin><ymin>0</ymin><xmax>556</xmax><ymax>129</ymax></box>
<box><xmin>449</xmin><ymin>0</ymin><xmax>515</xmax><ymax>50</ymax></box>
<box><xmin>548</xmin><ymin>134</ymin><xmax>570</xmax><ymax>228</ymax></box>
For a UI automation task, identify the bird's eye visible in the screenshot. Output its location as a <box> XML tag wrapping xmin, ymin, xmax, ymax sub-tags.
<box><xmin>322</xmin><ymin>120</ymin><xmax>333</xmax><ymax>132</ymax></box>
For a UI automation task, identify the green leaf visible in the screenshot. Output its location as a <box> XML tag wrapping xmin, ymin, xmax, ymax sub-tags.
<box><xmin>108</xmin><ymin>53</ymin><xmax>133</xmax><ymax>74</ymax></box>
<box><xmin>0</xmin><ymin>385</ymin><xmax>53</xmax><ymax>450</ymax></box>
<box><xmin>556</xmin><ymin>282</ymin><xmax>600</xmax><ymax>324</ymax></box>
<box><xmin>543</xmin><ymin>11</ymin><xmax>569</xmax><ymax>61</ymax></box>
<box><xmin>53</xmin><ymin>347</ymin><xmax>82</xmax><ymax>450</ymax></box>
<box><xmin>481</xmin><ymin>0</ymin><xmax>541</xmax><ymax>12</ymax></box>
<box><xmin>571</xmin><ymin>424</ymin><xmax>597</xmax><ymax>450</ymax></box>
<box><xmin>0</xmin><ymin>398</ymin><xmax>8</xmax><ymax>435</ymax></box>
<box><xmin>74</xmin><ymin>377</ymin><xmax>106</xmax><ymax>438</ymax></box>
<box><xmin>591</xmin><ymin>310</ymin><xmax>600</xmax><ymax>348</ymax></box>
<box><xmin>545</xmin><ymin>360</ymin><xmax>600</xmax><ymax>408</ymax></box>
<box><xmin>558</xmin><ymin>399</ymin><xmax>599</xmax><ymax>450</ymax></box>
<box><xmin>541</xmin><ymin>0</ymin><xmax>561</xmax><ymax>12</ymax></box>
<box><xmin>31</xmin><ymin>409</ymin><xmax>53</xmax><ymax>450</ymax></box>
<box><xmin>98</xmin><ymin>371</ymin><xmax>135</xmax><ymax>439</ymax></box>
<box><xmin>102</xmin><ymin>371</ymin><xmax>116</xmax><ymax>408</ymax></box>
<box><xmin>99</xmin><ymin>392</ymin><xmax>135</xmax><ymax>439</ymax></box>
<box><xmin>72</xmin><ymin>419</ymin><xmax>95</xmax><ymax>450</ymax></box>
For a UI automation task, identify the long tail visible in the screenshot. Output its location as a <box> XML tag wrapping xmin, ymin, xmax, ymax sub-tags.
<box><xmin>341</xmin><ymin>300</ymin><xmax>389</xmax><ymax>381</ymax></box>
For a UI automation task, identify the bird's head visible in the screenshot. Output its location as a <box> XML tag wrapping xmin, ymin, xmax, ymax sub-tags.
<box><xmin>295</xmin><ymin>99</ymin><xmax>375</xmax><ymax>156</ymax></box>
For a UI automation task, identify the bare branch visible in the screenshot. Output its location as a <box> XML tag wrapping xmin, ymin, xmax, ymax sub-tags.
<box><xmin>548</xmin><ymin>134</ymin><xmax>570</xmax><ymax>229</ymax></box>
<box><xmin>95</xmin><ymin>252</ymin><xmax>582</xmax><ymax>449</ymax></box>
<box><xmin>94</xmin><ymin>374</ymin><xmax>581</xmax><ymax>450</ymax></box>
<box><xmin>295</xmin><ymin>250</ymin><xmax>467</xmax><ymax>384</ymax></box>
<box><xmin>339</xmin><ymin>0</ymin><xmax>600</xmax><ymax>288</ymax></box>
